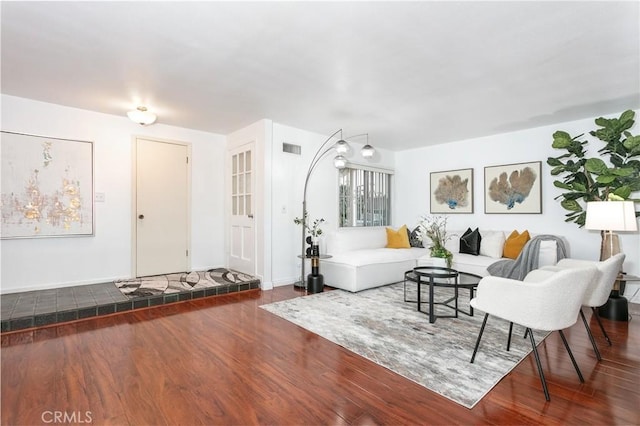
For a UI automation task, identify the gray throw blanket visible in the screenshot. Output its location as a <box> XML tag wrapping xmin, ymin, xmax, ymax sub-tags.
<box><xmin>487</xmin><ymin>235</ymin><xmax>568</xmax><ymax>280</ymax></box>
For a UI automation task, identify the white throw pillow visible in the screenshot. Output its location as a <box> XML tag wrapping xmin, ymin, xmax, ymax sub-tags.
<box><xmin>479</xmin><ymin>231</ymin><xmax>505</xmax><ymax>258</ymax></box>
<box><xmin>444</xmin><ymin>230</ymin><xmax>464</xmax><ymax>254</ymax></box>
<box><xmin>538</xmin><ymin>240</ymin><xmax>558</xmax><ymax>267</ymax></box>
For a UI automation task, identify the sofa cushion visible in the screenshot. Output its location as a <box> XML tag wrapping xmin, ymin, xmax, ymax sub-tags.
<box><xmin>326</xmin><ymin>226</ymin><xmax>388</xmax><ymax>254</ymax></box>
<box><xmin>386</xmin><ymin>225</ymin><xmax>411</xmax><ymax>248</ymax></box>
<box><xmin>504</xmin><ymin>230</ymin><xmax>530</xmax><ymax>259</ymax></box>
<box><xmin>327</xmin><ymin>248</ymin><xmax>426</xmax><ymax>267</ymax></box>
<box><xmin>459</xmin><ymin>227</ymin><xmax>481</xmax><ymax>256</ymax></box>
<box><xmin>452</xmin><ymin>252</ymin><xmax>499</xmax><ymax>275</ymax></box>
<box><xmin>479</xmin><ymin>230</ymin><xmax>505</xmax><ymax>258</ymax></box>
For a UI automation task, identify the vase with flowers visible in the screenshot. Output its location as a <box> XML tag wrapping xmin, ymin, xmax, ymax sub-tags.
<box><xmin>294</xmin><ymin>213</ymin><xmax>325</xmax><ymax>256</ymax></box>
<box><xmin>417</xmin><ymin>214</ymin><xmax>453</xmax><ymax>268</ymax></box>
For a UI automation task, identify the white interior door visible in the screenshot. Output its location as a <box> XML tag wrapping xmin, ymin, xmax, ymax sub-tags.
<box><xmin>136</xmin><ymin>138</ymin><xmax>189</xmax><ymax>277</ymax></box>
<box><xmin>228</xmin><ymin>143</ymin><xmax>255</xmax><ymax>274</ymax></box>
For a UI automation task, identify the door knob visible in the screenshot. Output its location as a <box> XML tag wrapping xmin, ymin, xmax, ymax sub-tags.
<box><xmin>138</xmin><ymin>214</ymin><xmax>144</xmax><ymax>219</ymax></box>
<box><xmin>248</xmin><ymin>214</ymin><xmax>254</xmax><ymax>218</ymax></box>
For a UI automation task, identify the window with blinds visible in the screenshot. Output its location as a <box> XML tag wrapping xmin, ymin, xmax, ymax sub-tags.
<box><xmin>339</xmin><ymin>167</ymin><xmax>391</xmax><ymax>227</ymax></box>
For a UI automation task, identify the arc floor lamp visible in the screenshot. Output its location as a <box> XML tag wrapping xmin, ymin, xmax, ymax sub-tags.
<box><xmin>296</xmin><ymin>130</ymin><xmax>375</xmax><ymax>289</ymax></box>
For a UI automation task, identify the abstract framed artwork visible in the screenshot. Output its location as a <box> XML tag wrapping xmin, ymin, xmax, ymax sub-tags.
<box><xmin>484</xmin><ymin>161</ymin><xmax>542</xmax><ymax>214</ymax></box>
<box><xmin>1</xmin><ymin>131</ymin><xmax>94</xmax><ymax>238</ymax></box>
<box><xmin>430</xmin><ymin>168</ymin><xmax>473</xmax><ymax>213</ymax></box>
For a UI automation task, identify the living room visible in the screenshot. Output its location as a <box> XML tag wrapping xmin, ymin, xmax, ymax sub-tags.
<box><xmin>2</xmin><ymin>1</ymin><xmax>639</xmax><ymax>424</ymax></box>
<box><xmin>4</xmin><ymin>95</ymin><xmax>639</xmax><ymax>296</ymax></box>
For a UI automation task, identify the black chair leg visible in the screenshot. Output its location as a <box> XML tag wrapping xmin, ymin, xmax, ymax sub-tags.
<box><xmin>580</xmin><ymin>309</ymin><xmax>602</xmax><ymax>361</ymax></box>
<box><xmin>558</xmin><ymin>330</ymin><xmax>585</xmax><ymax>383</ymax></box>
<box><xmin>470</xmin><ymin>313</ymin><xmax>489</xmax><ymax>363</ymax></box>
<box><xmin>592</xmin><ymin>307</ymin><xmax>612</xmax><ymax>346</ymax></box>
<box><xmin>506</xmin><ymin>322</ymin><xmax>514</xmax><ymax>351</ymax></box>
<box><xmin>526</xmin><ymin>327</ymin><xmax>550</xmax><ymax>401</ymax></box>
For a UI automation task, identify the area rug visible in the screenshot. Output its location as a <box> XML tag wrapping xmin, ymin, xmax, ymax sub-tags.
<box><xmin>261</xmin><ymin>282</ymin><xmax>548</xmax><ymax>409</ymax></box>
<box><xmin>115</xmin><ymin>268</ymin><xmax>260</xmax><ymax>298</ymax></box>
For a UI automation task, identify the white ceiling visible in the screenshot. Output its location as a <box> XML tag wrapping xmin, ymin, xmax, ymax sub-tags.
<box><xmin>1</xmin><ymin>1</ymin><xmax>639</xmax><ymax>151</ymax></box>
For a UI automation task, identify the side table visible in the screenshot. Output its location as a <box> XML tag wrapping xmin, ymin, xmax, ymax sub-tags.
<box><xmin>598</xmin><ymin>274</ymin><xmax>640</xmax><ymax>322</ymax></box>
<box><xmin>295</xmin><ymin>255</ymin><xmax>332</xmax><ymax>293</ymax></box>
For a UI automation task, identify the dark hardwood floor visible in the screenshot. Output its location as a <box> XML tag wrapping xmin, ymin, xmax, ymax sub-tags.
<box><xmin>2</xmin><ymin>285</ymin><xmax>639</xmax><ymax>425</ymax></box>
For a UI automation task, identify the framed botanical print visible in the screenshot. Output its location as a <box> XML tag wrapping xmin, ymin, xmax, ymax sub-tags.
<box><xmin>430</xmin><ymin>168</ymin><xmax>473</xmax><ymax>213</ymax></box>
<box><xmin>484</xmin><ymin>161</ymin><xmax>542</xmax><ymax>214</ymax></box>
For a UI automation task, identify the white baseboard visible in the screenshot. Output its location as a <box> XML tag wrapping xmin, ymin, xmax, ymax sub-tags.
<box><xmin>260</xmin><ymin>281</ymin><xmax>274</xmax><ymax>290</ymax></box>
<box><xmin>272</xmin><ymin>276</ymin><xmax>298</xmax><ymax>287</ymax></box>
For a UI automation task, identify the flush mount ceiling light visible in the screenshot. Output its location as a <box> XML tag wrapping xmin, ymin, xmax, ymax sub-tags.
<box><xmin>127</xmin><ymin>106</ymin><xmax>157</xmax><ymax>126</ymax></box>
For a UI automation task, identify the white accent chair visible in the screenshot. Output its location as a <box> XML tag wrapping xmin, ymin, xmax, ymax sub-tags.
<box><xmin>540</xmin><ymin>253</ymin><xmax>625</xmax><ymax>361</ymax></box>
<box><xmin>469</xmin><ymin>266</ymin><xmax>597</xmax><ymax>401</ymax></box>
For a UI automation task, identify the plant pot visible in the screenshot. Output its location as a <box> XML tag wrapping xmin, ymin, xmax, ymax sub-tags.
<box><xmin>428</xmin><ymin>257</ymin><xmax>447</xmax><ymax>268</ymax></box>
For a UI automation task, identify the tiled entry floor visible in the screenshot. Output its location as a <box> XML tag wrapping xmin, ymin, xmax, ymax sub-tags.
<box><xmin>1</xmin><ymin>280</ymin><xmax>260</xmax><ymax>333</ymax></box>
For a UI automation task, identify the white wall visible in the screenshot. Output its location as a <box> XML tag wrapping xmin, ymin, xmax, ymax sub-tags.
<box><xmin>1</xmin><ymin>95</ymin><xmax>226</xmax><ymax>293</ymax></box>
<box><xmin>394</xmin><ymin>111</ymin><xmax>640</xmax><ymax>279</ymax></box>
<box><xmin>270</xmin><ymin>124</ymin><xmax>395</xmax><ymax>286</ymax></box>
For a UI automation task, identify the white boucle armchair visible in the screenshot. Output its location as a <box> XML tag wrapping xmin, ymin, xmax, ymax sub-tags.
<box><xmin>540</xmin><ymin>253</ymin><xmax>625</xmax><ymax>361</ymax></box>
<box><xmin>469</xmin><ymin>266</ymin><xmax>597</xmax><ymax>401</ymax></box>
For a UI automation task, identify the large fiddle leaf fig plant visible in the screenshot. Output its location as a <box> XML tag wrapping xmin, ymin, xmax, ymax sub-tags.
<box><xmin>547</xmin><ymin>109</ymin><xmax>640</xmax><ymax>227</ymax></box>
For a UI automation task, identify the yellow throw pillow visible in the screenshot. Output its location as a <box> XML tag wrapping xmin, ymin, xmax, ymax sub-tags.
<box><xmin>386</xmin><ymin>225</ymin><xmax>411</xmax><ymax>248</ymax></box>
<box><xmin>503</xmin><ymin>230</ymin><xmax>530</xmax><ymax>259</ymax></box>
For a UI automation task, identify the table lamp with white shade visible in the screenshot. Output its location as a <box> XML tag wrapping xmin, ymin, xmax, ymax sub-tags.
<box><xmin>585</xmin><ymin>200</ymin><xmax>638</xmax><ymax>261</ymax></box>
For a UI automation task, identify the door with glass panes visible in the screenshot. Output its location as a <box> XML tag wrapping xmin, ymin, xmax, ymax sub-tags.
<box><xmin>228</xmin><ymin>143</ymin><xmax>255</xmax><ymax>274</ymax></box>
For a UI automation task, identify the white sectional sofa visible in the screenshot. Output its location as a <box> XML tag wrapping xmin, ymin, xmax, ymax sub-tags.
<box><xmin>321</xmin><ymin>226</ymin><xmax>428</xmax><ymax>292</ymax></box>
<box><xmin>416</xmin><ymin>229</ymin><xmax>565</xmax><ymax>277</ymax></box>
<box><xmin>321</xmin><ymin>226</ymin><xmax>568</xmax><ymax>292</ymax></box>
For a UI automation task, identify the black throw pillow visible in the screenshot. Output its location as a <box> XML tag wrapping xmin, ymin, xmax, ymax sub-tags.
<box><xmin>409</xmin><ymin>226</ymin><xmax>423</xmax><ymax>248</ymax></box>
<box><xmin>460</xmin><ymin>227</ymin><xmax>481</xmax><ymax>256</ymax></box>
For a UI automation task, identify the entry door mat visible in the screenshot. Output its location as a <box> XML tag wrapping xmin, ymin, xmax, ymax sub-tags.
<box><xmin>261</xmin><ymin>282</ymin><xmax>549</xmax><ymax>409</ymax></box>
<box><xmin>115</xmin><ymin>268</ymin><xmax>260</xmax><ymax>298</ymax></box>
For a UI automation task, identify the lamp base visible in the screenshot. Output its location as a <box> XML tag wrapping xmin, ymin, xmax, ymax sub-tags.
<box><xmin>600</xmin><ymin>232</ymin><xmax>620</xmax><ymax>261</ymax></box>
<box><xmin>598</xmin><ymin>294</ymin><xmax>629</xmax><ymax>322</ymax></box>
<box><xmin>307</xmin><ymin>274</ymin><xmax>324</xmax><ymax>294</ymax></box>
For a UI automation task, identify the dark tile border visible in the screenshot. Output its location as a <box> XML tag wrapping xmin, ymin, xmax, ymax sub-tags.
<box><xmin>178</xmin><ymin>292</ymin><xmax>192</xmax><ymax>302</ymax></box>
<box><xmin>34</xmin><ymin>313</ymin><xmax>57</xmax><ymax>327</ymax></box>
<box><xmin>164</xmin><ymin>294</ymin><xmax>179</xmax><ymax>304</ymax></box>
<box><xmin>133</xmin><ymin>298</ymin><xmax>149</xmax><ymax>309</ymax></box>
<box><xmin>1</xmin><ymin>282</ymin><xmax>260</xmax><ymax>333</ymax></box>
<box><xmin>10</xmin><ymin>316</ymin><xmax>34</xmax><ymax>331</ymax></box>
<box><xmin>116</xmin><ymin>301</ymin><xmax>133</xmax><ymax>313</ymax></box>
<box><xmin>97</xmin><ymin>304</ymin><xmax>116</xmax><ymax>316</ymax></box>
<box><xmin>57</xmin><ymin>310</ymin><xmax>79</xmax><ymax>323</ymax></box>
<box><xmin>78</xmin><ymin>307</ymin><xmax>98</xmax><ymax>319</ymax></box>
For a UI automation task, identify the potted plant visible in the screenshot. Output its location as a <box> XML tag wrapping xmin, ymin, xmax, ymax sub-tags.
<box><xmin>417</xmin><ymin>215</ymin><xmax>453</xmax><ymax>267</ymax></box>
<box><xmin>547</xmin><ymin>109</ymin><xmax>640</xmax><ymax>227</ymax></box>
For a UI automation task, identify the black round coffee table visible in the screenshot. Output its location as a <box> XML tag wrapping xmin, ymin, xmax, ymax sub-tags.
<box><xmin>404</xmin><ymin>266</ymin><xmax>482</xmax><ymax>323</ymax></box>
